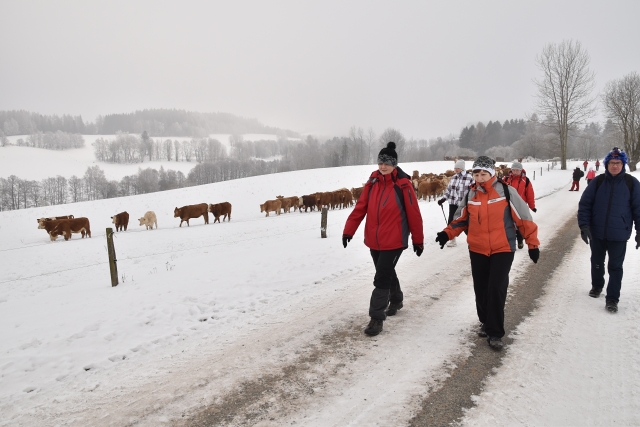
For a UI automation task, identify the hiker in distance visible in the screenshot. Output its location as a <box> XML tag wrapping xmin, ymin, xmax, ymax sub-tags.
<box><xmin>570</xmin><ymin>166</ymin><xmax>584</xmax><ymax>191</ymax></box>
<box><xmin>437</xmin><ymin>159</ymin><xmax>473</xmax><ymax>247</ymax></box>
<box><xmin>503</xmin><ymin>160</ymin><xmax>536</xmax><ymax>249</ymax></box>
<box><xmin>578</xmin><ymin>147</ymin><xmax>640</xmax><ymax>313</ymax></box>
<box><xmin>435</xmin><ymin>156</ymin><xmax>540</xmax><ymax>350</ymax></box>
<box><xmin>342</xmin><ymin>142</ymin><xmax>424</xmax><ymax>336</ymax></box>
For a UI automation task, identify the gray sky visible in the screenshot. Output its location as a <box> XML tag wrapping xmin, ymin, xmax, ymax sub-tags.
<box><xmin>1</xmin><ymin>0</ymin><xmax>639</xmax><ymax>139</ymax></box>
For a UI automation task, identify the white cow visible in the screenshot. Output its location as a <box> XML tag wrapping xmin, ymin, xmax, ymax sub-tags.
<box><xmin>138</xmin><ymin>211</ymin><xmax>157</xmax><ymax>230</ymax></box>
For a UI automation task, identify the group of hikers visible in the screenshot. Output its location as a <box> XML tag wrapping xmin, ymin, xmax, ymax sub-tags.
<box><xmin>342</xmin><ymin>143</ymin><xmax>640</xmax><ymax>350</ymax></box>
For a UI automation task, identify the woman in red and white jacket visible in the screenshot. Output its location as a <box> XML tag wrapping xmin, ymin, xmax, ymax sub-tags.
<box><xmin>343</xmin><ymin>142</ymin><xmax>424</xmax><ymax>337</ymax></box>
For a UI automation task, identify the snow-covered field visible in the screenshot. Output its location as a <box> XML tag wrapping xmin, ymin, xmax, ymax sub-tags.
<box><xmin>1</xmin><ymin>150</ymin><xmax>639</xmax><ymax>426</ymax></box>
<box><xmin>0</xmin><ymin>133</ymin><xmax>286</xmax><ymax>181</ymax></box>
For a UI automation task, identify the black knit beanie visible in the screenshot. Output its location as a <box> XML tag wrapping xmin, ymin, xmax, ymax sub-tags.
<box><xmin>377</xmin><ymin>142</ymin><xmax>398</xmax><ymax>167</ymax></box>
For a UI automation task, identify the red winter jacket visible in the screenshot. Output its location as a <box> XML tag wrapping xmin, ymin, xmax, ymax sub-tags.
<box><xmin>504</xmin><ymin>171</ymin><xmax>535</xmax><ymax>210</ymax></box>
<box><xmin>343</xmin><ymin>167</ymin><xmax>423</xmax><ymax>250</ymax></box>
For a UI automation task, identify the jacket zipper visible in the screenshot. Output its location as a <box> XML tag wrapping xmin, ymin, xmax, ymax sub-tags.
<box><xmin>603</xmin><ymin>176</ymin><xmax>616</xmax><ymax>239</ymax></box>
<box><xmin>376</xmin><ymin>174</ymin><xmax>387</xmax><ymax>250</ymax></box>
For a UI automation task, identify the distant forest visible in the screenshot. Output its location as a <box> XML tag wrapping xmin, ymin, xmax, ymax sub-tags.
<box><xmin>0</xmin><ymin>109</ymin><xmax>299</xmax><ymax>138</ymax></box>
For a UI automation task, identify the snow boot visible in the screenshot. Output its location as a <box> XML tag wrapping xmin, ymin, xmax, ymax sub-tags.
<box><xmin>364</xmin><ymin>318</ymin><xmax>384</xmax><ymax>336</ymax></box>
<box><xmin>386</xmin><ymin>301</ymin><xmax>403</xmax><ymax>316</ymax></box>
<box><xmin>487</xmin><ymin>336</ymin><xmax>503</xmax><ymax>350</ymax></box>
<box><xmin>589</xmin><ymin>286</ymin><xmax>603</xmax><ymax>298</ymax></box>
<box><xmin>605</xmin><ymin>300</ymin><xmax>618</xmax><ymax>313</ymax></box>
<box><xmin>517</xmin><ymin>241</ymin><xmax>524</xmax><ymax>250</ymax></box>
<box><xmin>477</xmin><ymin>323</ymin><xmax>487</xmax><ymax>337</ymax></box>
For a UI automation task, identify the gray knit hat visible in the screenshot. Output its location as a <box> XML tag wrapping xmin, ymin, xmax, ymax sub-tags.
<box><xmin>511</xmin><ymin>161</ymin><xmax>523</xmax><ymax>170</ymax></box>
<box><xmin>455</xmin><ymin>159</ymin><xmax>466</xmax><ymax>170</ymax></box>
<box><xmin>377</xmin><ymin>142</ymin><xmax>398</xmax><ymax>167</ymax></box>
<box><xmin>472</xmin><ymin>156</ymin><xmax>496</xmax><ymax>177</ymax></box>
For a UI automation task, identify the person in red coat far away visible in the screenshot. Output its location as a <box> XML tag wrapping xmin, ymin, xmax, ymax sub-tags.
<box><xmin>586</xmin><ymin>167</ymin><xmax>596</xmax><ymax>184</ymax></box>
<box><xmin>583</xmin><ymin>159</ymin><xmax>589</xmax><ymax>171</ymax></box>
<box><xmin>342</xmin><ymin>142</ymin><xmax>424</xmax><ymax>337</ymax></box>
<box><xmin>503</xmin><ymin>161</ymin><xmax>536</xmax><ymax>249</ymax></box>
<box><xmin>595</xmin><ymin>159</ymin><xmax>600</xmax><ymax>171</ymax></box>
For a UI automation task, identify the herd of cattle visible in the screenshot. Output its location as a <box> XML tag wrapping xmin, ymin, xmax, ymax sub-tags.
<box><xmin>36</xmin><ymin>165</ymin><xmax>514</xmax><ymax>241</ymax></box>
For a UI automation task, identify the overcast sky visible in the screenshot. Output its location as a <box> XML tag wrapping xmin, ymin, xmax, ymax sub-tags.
<box><xmin>1</xmin><ymin>0</ymin><xmax>639</xmax><ymax>139</ymax></box>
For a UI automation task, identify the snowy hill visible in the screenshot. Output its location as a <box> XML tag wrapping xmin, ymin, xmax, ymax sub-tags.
<box><xmin>1</xmin><ymin>152</ymin><xmax>639</xmax><ymax>426</ymax></box>
<box><xmin>0</xmin><ymin>133</ymin><xmax>286</xmax><ymax>181</ymax></box>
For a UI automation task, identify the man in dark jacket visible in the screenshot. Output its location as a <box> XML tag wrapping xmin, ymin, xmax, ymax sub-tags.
<box><xmin>578</xmin><ymin>147</ymin><xmax>640</xmax><ymax>313</ymax></box>
<box><xmin>570</xmin><ymin>167</ymin><xmax>584</xmax><ymax>191</ymax></box>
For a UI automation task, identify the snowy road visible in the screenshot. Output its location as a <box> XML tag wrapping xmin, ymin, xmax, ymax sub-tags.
<box><xmin>2</xmin><ymin>161</ymin><xmax>639</xmax><ymax>426</ymax></box>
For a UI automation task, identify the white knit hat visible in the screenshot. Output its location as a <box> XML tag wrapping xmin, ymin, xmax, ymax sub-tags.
<box><xmin>455</xmin><ymin>159</ymin><xmax>466</xmax><ymax>170</ymax></box>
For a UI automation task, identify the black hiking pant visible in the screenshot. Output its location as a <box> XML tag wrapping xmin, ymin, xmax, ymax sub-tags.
<box><xmin>369</xmin><ymin>248</ymin><xmax>404</xmax><ymax>320</ymax></box>
<box><xmin>447</xmin><ymin>204</ymin><xmax>459</xmax><ymax>225</ymax></box>
<box><xmin>469</xmin><ymin>251</ymin><xmax>515</xmax><ymax>338</ymax></box>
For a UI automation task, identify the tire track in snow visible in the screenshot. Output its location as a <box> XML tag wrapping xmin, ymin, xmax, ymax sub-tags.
<box><xmin>408</xmin><ymin>215</ymin><xmax>578</xmax><ymax>427</ymax></box>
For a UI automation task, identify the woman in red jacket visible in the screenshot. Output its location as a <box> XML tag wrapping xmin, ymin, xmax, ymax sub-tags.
<box><xmin>503</xmin><ymin>161</ymin><xmax>536</xmax><ymax>249</ymax></box>
<box><xmin>435</xmin><ymin>156</ymin><xmax>540</xmax><ymax>350</ymax></box>
<box><xmin>343</xmin><ymin>142</ymin><xmax>424</xmax><ymax>336</ymax></box>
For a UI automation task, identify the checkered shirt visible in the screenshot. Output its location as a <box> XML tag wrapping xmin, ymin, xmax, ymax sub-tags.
<box><xmin>444</xmin><ymin>170</ymin><xmax>474</xmax><ymax>206</ymax></box>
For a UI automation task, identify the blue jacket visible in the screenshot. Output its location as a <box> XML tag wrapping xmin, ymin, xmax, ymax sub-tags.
<box><xmin>578</xmin><ymin>170</ymin><xmax>640</xmax><ymax>241</ymax></box>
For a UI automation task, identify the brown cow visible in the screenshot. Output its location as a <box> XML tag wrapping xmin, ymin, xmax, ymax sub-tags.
<box><xmin>288</xmin><ymin>196</ymin><xmax>300</xmax><ymax>212</ymax></box>
<box><xmin>260</xmin><ymin>199</ymin><xmax>282</xmax><ymax>217</ymax></box>
<box><xmin>39</xmin><ymin>218</ymin><xmax>91</xmax><ymax>241</ymax></box>
<box><xmin>174</xmin><ymin>204</ymin><xmax>209</xmax><ymax>227</ymax></box>
<box><xmin>317</xmin><ymin>192</ymin><xmax>332</xmax><ymax>211</ymax></box>
<box><xmin>208</xmin><ymin>202</ymin><xmax>232</xmax><ymax>223</ymax></box>
<box><xmin>300</xmin><ymin>195</ymin><xmax>317</xmax><ymax>212</ymax></box>
<box><xmin>417</xmin><ymin>180</ymin><xmax>444</xmax><ymax>202</ymax></box>
<box><xmin>276</xmin><ymin>196</ymin><xmax>292</xmax><ymax>213</ymax></box>
<box><xmin>111</xmin><ymin>211</ymin><xmax>129</xmax><ymax>232</ymax></box>
<box><xmin>351</xmin><ymin>187</ymin><xmax>364</xmax><ymax>202</ymax></box>
<box><xmin>36</xmin><ymin>215</ymin><xmax>74</xmax><ymax>223</ymax></box>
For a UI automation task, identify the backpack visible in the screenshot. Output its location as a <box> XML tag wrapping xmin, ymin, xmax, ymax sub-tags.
<box><xmin>595</xmin><ymin>173</ymin><xmax>634</xmax><ymax>193</ymax></box>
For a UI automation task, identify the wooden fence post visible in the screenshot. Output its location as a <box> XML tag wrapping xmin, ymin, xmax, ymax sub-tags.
<box><xmin>106</xmin><ymin>228</ymin><xmax>119</xmax><ymax>287</ymax></box>
<box><xmin>540</xmin><ymin>167</ymin><xmax>543</xmax><ymax>176</ymax></box>
<box><xmin>533</xmin><ymin>171</ymin><xmax>536</xmax><ymax>180</ymax></box>
<box><xmin>321</xmin><ymin>207</ymin><xmax>328</xmax><ymax>238</ymax></box>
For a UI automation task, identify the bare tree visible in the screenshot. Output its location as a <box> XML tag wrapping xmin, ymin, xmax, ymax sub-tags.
<box><xmin>601</xmin><ymin>72</ymin><xmax>640</xmax><ymax>171</ymax></box>
<box><xmin>534</xmin><ymin>40</ymin><xmax>596</xmax><ymax>169</ymax></box>
<box><xmin>366</xmin><ymin>127</ymin><xmax>376</xmax><ymax>163</ymax></box>
<box><xmin>378</xmin><ymin>128</ymin><xmax>406</xmax><ymax>159</ymax></box>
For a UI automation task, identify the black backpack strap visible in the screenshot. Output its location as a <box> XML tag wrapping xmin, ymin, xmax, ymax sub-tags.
<box><xmin>595</xmin><ymin>173</ymin><xmax>633</xmax><ymax>193</ymax></box>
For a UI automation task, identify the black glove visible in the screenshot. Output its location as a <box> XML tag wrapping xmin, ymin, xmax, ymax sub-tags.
<box><xmin>437</xmin><ymin>197</ymin><xmax>446</xmax><ymax>206</ymax></box>
<box><xmin>532</xmin><ymin>208</ymin><xmax>537</xmax><ymax>213</ymax></box>
<box><xmin>413</xmin><ymin>243</ymin><xmax>424</xmax><ymax>257</ymax></box>
<box><xmin>342</xmin><ymin>234</ymin><xmax>352</xmax><ymax>248</ymax></box>
<box><xmin>635</xmin><ymin>233</ymin><xmax>639</xmax><ymax>250</ymax></box>
<box><xmin>580</xmin><ymin>226</ymin><xmax>592</xmax><ymax>245</ymax></box>
<box><xmin>435</xmin><ymin>232</ymin><xmax>449</xmax><ymax>249</ymax></box>
<box><xmin>528</xmin><ymin>248</ymin><xmax>540</xmax><ymax>263</ymax></box>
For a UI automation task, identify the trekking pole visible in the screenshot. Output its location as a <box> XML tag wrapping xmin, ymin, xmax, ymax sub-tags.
<box><xmin>439</xmin><ymin>204</ymin><xmax>448</xmax><ymax>225</ymax></box>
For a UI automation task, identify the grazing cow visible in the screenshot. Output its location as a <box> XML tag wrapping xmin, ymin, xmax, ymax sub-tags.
<box><xmin>351</xmin><ymin>187</ymin><xmax>364</xmax><ymax>202</ymax></box>
<box><xmin>417</xmin><ymin>180</ymin><xmax>445</xmax><ymax>202</ymax></box>
<box><xmin>208</xmin><ymin>202</ymin><xmax>232</xmax><ymax>223</ymax></box>
<box><xmin>111</xmin><ymin>211</ymin><xmax>129</xmax><ymax>232</ymax></box>
<box><xmin>276</xmin><ymin>196</ymin><xmax>292</xmax><ymax>213</ymax></box>
<box><xmin>317</xmin><ymin>192</ymin><xmax>332</xmax><ymax>211</ymax></box>
<box><xmin>174</xmin><ymin>204</ymin><xmax>209</xmax><ymax>227</ymax></box>
<box><xmin>36</xmin><ymin>215</ymin><xmax>74</xmax><ymax>223</ymax></box>
<box><xmin>288</xmin><ymin>196</ymin><xmax>300</xmax><ymax>212</ymax></box>
<box><xmin>260</xmin><ymin>199</ymin><xmax>282</xmax><ymax>217</ymax></box>
<box><xmin>300</xmin><ymin>195</ymin><xmax>317</xmax><ymax>213</ymax></box>
<box><xmin>39</xmin><ymin>218</ymin><xmax>91</xmax><ymax>241</ymax></box>
<box><xmin>138</xmin><ymin>211</ymin><xmax>157</xmax><ymax>230</ymax></box>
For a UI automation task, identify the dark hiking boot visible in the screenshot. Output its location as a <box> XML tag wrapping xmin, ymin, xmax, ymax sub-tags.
<box><xmin>364</xmin><ymin>318</ymin><xmax>383</xmax><ymax>336</ymax></box>
<box><xmin>517</xmin><ymin>241</ymin><xmax>524</xmax><ymax>249</ymax></box>
<box><xmin>477</xmin><ymin>323</ymin><xmax>487</xmax><ymax>337</ymax></box>
<box><xmin>487</xmin><ymin>336</ymin><xmax>503</xmax><ymax>350</ymax></box>
<box><xmin>605</xmin><ymin>300</ymin><xmax>618</xmax><ymax>313</ymax></box>
<box><xmin>589</xmin><ymin>286</ymin><xmax>603</xmax><ymax>298</ymax></box>
<box><xmin>386</xmin><ymin>301</ymin><xmax>403</xmax><ymax>316</ymax></box>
